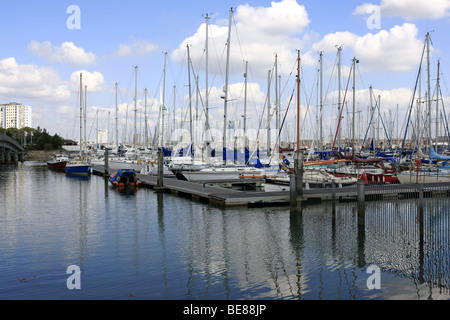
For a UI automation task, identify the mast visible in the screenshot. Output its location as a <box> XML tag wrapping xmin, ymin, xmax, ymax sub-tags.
<box><xmin>426</xmin><ymin>32</ymin><xmax>432</xmax><ymax>150</ymax></box>
<box><xmin>173</xmin><ymin>85</ymin><xmax>176</xmax><ymax>132</ymax></box>
<box><xmin>96</xmin><ymin>109</ymin><xmax>98</xmax><ymax>150</ymax></box>
<box><xmin>352</xmin><ymin>57</ymin><xmax>359</xmax><ymax>155</ymax></box>
<box><xmin>337</xmin><ymin>46</ymin><xmax>342</xmax><ymax>152</ymax></box>
<box><xmin>205</xmin><ymin>13</ymin><xmax>210</xmax><ymax>133</ymax></box>
<box><xmin>79</xmin><ymin>73</ymin><xmax>83</xmax><ymax>158</ymax></box>
<box><xmin>84</xmin><ymin>84</ymin><xmax>87</xmax><ymax>155</ymax></box>
<box><xmin>115</xmin><ymin>82</ymin><xmax>118</xmax><ymax>148</ymax></box>
<box><xmin>267</xmin><ymin>69</ymin><xmax>271</xmax><ymax>157</ymax></box>
<box><xmin>222</xmin><ymin>7</ymin><xmax>233</xmax><ymax>165</ymax></box>
<box><xmin>435</xmin><ymin>60</ymin><xmax>440</xmax><ymax>149</ymax></box>
<box><xmin>162</xmin><ymin>52</ymin><xmax>167</xmax><ymax>148</ymax></box>
<box><xmin>145</xmin><ymin>88</ymin><xmax>148</xmax><ymax>149</ymax></box>
<box><xmin>275</xmin><ymin>54</ymin><xmax>279</xmax><ymax>152</ymax></box>
<box><xmin>134</xmin><ymin>65</ymin><xmax>138</xmax><ymax>149</ymax></box>
<box><xmin>296</xmin><ymin>50</ymin><xmax>301</xmax><ymax>151</ymax></box>
<box><xmin>187</xmin><ymin>44</ymin><xmax>193</xmax><ymax>159</ymax></box>
<box><xmin>370</xmin><ymin>85</ymin><xmax>375</xmax><ymax>150</ymax></box>
<box><xmin>244</xmin><ymin>60</ymin><xmax>248</xmax><ymax>164</ymax></box>
<box><xmin>319</xmin><ymin>51</ymin><xmax>323</xmax><ymax>154</ymax></box>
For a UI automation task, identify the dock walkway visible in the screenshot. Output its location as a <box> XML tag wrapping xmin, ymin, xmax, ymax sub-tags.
<box><xmin>92</xmin><ymin>165</ymin><xmax>450</xmax><ymax>208</ymax></box>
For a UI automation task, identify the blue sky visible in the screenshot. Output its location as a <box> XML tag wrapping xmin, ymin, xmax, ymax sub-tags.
<box><xmin>1</xmin><ymin>0</ymin><xmax>449</xmax><ymax>145</ymax></box>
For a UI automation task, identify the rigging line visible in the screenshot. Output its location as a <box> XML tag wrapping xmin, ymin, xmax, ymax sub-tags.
<box><xmin>397</xmin><ymin>41</ymin><xmax>426</xmax><ymax>169</ymax></box>
<box><xmin>247</xmin><ymin>65</ymin><xmax>275</xmax><ymax>160</ymax></box>
<box><xmin>322</xmin><ymin>51</ymin><xmax>339</xmax><ymax>112</ymax></box>
<box><xmin>300</xmin><ymin>60</ymin><xmax>319</xmax><ymax>141</ymax></box>
<box><xmin>232</xmin><ymin>13</ymin><xmax>247</xmax><ymax>71</ymax></box>
<box><xmin>208</xmin><ymin>22</ymin><xmax>227</xmax><ymax>88</ymax></box>
<box><xmin>331</xmin><ymin>65</ymin><xmax>353</xmax><ymax>153</ymax></box>
<box><xmin>439</xmin><ymin>86</ymin><xmax>450</xmax><ymax>143</ymax></box>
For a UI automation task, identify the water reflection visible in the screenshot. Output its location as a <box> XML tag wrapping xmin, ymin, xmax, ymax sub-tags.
<box><xmin>1</xmin><ymin>163</ymin><xmax>449</xmax><ymax>300</ymax></box>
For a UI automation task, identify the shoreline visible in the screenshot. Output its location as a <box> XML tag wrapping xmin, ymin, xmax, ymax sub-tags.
<box><xmin>23</xmin><ymin>150</ymin><xmax>63</xmax><ymax>162</ymax></box>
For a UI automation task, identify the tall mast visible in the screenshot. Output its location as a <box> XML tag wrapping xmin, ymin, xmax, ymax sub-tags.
<box><xmin>426</xmin><ymin>32</ymin><xmax>431</xmax><ymax>149</ymax></box>
<box><xmin>205</xmin><ymin>13</ymin><xmax>210</xmax><ymax>133</ymax></box>
<box><xmin>162</xmin><ymin>52</ymin><xmax>167</xmax><ymax>148</ymax></box>
<box><xmin>436</xmin><ymin>60</ymin><xmax>440</xmax><ymax>149</ymax></box>
<box><xmin>173</xmin><ymin>85</ymin><xmax>176</xmax><ymax>132</ymax></box>
<box><xmin>187</xmin><ymin>44</ymin><xmax>193</xmax><ymax>159</ymax></box>
<box><xmin>145</xmin><ymin>88</ymin><xmax>148</xmax><ymax>149</ymax></box>
<box><xmin>275</xmin><ymin>54</ymin><xmax>279</xmax><ymax>151</ymax></box>
<box><xmin>134</xmin><ymin>65</ymin><xmax>138</xmax><ymax>149</ymax></box>
<box><xmin>337</xmin><ymin>46</ymin><xmax>342</xmax><ymax>152</ymax></box>
<box><xmin>79</xmin><ymin>73</ymin><xmax>83</xmax><ymax>158</ymax></box>
<box><xmin>296</xmin><ymin>50</ymin><xmax>301</xmax><ymax>151</ymax></box>
<box><xmin>115</xmin><ymin>82</ymin><xmax>118</xmax><ymax>148</ymax></box>
<box><xmin>319</xmin><ymin>52</ymin><xmax>323</xmax><ymax>153</ymax></box>
<box><xmin>222</xmin><ymin>7</ymin><xmax>233</xmax><ymax>165</ymax></box>
<box><xmin>84</xmin><ymin>84</ymin><xmax>87</xmax><ymax>155</ymax></box>
<box><xmin>352</xmin><ymin>57</ymin><xmax>359</xmax><ymax>155</ymax></box>
<box><xmin>244</xmin><ymin>60</ymin><xmax>248</xmax><ymax>164</ymax></box>
<box><xmin>267</xmin><ymin>69</ymin><xmax>271</xmax><ymax>157</ymax></box>
<box><xmin>370</xmin><ymin>85</ymin><xmax>375</xmax><ymax>149</ymax></box>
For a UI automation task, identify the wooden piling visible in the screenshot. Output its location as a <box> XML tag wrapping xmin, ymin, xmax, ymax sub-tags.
<box><xmin>357</xmin><ymin>179</ymin><xmax>365</xmax><ymax>215</ymax></box>
<box><xmin>104</xmin><ymin>149</ymin><xmax>109</xmax><ymax>177</ymax></box>
<box><xmin>290</xmin><ymin>150</ymin><xmax>303</xmax><ymax>212</ymax></box>
<box><xmin>155</xmin><ymin>149</ymin><xmax>165</xmax><ymax>192</ymax></box>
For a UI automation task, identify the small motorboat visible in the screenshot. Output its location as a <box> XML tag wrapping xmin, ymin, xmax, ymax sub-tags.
<box><xmin>47</xmin><ymin>153</ymin><xmax>69</xmax><ymax>170</ymax></box>
<box><xmin>110</xmin><ymin>170</ymin><xmax>142</xmax><ymax>188</ymax></box>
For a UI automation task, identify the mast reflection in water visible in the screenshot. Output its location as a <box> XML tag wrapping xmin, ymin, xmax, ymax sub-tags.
<box><xmin>0</xmin><ymin>162</ymin><xmax>449</xmax><ymax>300</ymax></box>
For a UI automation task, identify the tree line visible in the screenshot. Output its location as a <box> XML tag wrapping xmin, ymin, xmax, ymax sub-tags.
<box><xmin>3</xmin><ymin>126</ymin><xmax>65</xmax><ymax>150</ymax></box>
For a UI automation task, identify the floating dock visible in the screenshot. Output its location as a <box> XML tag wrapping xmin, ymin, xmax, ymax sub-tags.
<box><xmin>92</xmin><ymin>165</ymin><xmax>450</xmax><ymax>208</ymax></box>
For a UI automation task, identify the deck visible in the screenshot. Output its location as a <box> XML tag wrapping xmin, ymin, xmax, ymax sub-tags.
<box><xmin>92</xmin><ymin>165</ymin><xmax>450</xmax><ymax>208</ymax></box>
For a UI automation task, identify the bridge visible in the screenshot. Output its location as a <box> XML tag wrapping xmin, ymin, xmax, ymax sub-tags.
<box><xmin>0</xmin><ymin>132</ymin><xmax>25</xmax><ymax>164</ymax></box>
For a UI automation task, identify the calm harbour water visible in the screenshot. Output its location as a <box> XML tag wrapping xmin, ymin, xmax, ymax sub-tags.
<box><xmin>1</xmin><ymin>161</ymin><xmax>449</xmax><ymax>300</ymax></box>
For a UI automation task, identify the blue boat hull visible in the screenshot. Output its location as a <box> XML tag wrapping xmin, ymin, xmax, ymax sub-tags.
<box><xmin>66</xmin><ymin>164</ymin><xmax>91</xmax><ymax>175</ymax></box>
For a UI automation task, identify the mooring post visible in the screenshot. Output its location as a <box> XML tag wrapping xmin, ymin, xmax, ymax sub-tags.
<box><xmin>418</xmin><ymin>183</ymin><xmax>424</xmax><ymax>216</ymax></box>
<box><xmin>356</xmin><ymin>178</ymin><xmax>366</xmax><ymax>267</ymax></box>
<box><xmin>156</xmin><ymin>148</ymin><xmax>164</xmax><ymax>191</ymax></box>
<box><xmin>290</xmin><ymin>172</ymin><xmax>296</xmax><ymax>207</ymax></box>
<box><xmin>357</xmin><ymin>178</ymin><xmax>365</xmax><ymax>215</ymax></box>
<box><xmin>290</xmin><ymin>150</ymin><xmax>303</xmax><ymax>212</ymax></box>
<box><xmin>418</xmin><ymin>182</ymin><xmax>425</xmax><ymax>282</ymax></box>
<box><xmin>332</xmin><ymin>179</ymin><xmax>336</xmax><ymax>215</ymax></box>
<box><xmin>104</xmin><ymin>148</ymin><xmax>109</xmax><ymax>177</ymax></box>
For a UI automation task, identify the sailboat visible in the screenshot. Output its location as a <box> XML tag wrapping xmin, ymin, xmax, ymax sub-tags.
<box><xmin>66</xmin><ymin>73</ymin><xmax>92</xmax><ymax>175</ymax></box>
<box><xmin>396</xmin><ymin>32</ymin><xmax>450</xmax><ymax>183</ymax></box>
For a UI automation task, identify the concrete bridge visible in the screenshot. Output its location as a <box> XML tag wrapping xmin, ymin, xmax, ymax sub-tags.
<box><xmin>0</xmin><ymin>132</ymin><xmax>25</xmax><ymax>164</ymax></box>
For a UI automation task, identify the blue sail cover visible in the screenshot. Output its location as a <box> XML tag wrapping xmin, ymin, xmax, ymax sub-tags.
<box><xmin>429</xmin><ymin>147</ymin><xmax>450</xmax><ymax>160</ymax></box>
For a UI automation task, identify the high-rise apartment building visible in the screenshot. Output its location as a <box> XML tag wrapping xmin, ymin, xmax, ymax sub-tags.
<box><xmin>0</xmin><ymin>102</ymin><xmax>32</xmax><ymax>129</ymax></box>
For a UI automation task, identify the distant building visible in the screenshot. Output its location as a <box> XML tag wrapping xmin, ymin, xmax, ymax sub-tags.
<box><xmin>0</xmin><ymin>102</ymin><xmax>32</xmax><ymax>129</ymax></box>
<box><xmin>97</xmin><ymin>129</ymin><xmax>108</xmax><ymax>144</ymax></box>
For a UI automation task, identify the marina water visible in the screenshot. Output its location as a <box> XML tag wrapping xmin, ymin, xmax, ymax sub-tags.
<box><xmin>1</xmin><ymin>161</ymin><xmax>449</xmax><ymax>300</ymax></box>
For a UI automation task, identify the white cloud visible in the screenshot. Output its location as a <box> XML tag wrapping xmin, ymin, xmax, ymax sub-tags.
<box><xmin>171</xmin><ymin>0</ymin><xmax>309</xmax><ymax>80</ymax></box>
<box><xmin>311</xmin><ymin>23</ymin><xmax>424</xmax><ymax>72</ymax></box>
<box><xmin>28</xmin><ymin>41</ymin><xmax>97</xmax><ymax>66</ymax></box>
<box><xmin>111</xmin><ymin>39</ymin><xmax>159</xmax><ymax>57</ymax></box>
<box><xmin>0</xmin><ymin>57</ymin><xmax>70</xmax><ymax>104</ymax></box>
<box><xmin>69</xmin><ymin>70</ymin><xmax>106</xmax><ymax>93</ymax></box>
<box><xmin>355</xmin><ymin>0</ymin><xmax>450</xmax><ymax>20</ymax></box>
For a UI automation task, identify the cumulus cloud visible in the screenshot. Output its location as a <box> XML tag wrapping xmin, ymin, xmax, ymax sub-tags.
<box><xmin>28</xmin><ymin>41</ymin><xmax>97</xmax><ymax>66</ymax></box>
<box><xmin>0</xmin><ymin>57</ymin><xmax>70</xmax><ymax>104</ymax></box>
<box><xmin>311</xmin><ymin>23</ymin><xmax>424</xmax><ymax>72</ymax></box>
<box><xmin>354</xmin><ymin>0</ymin><xmax>450</xmax><ymax>20</ymax></box>
<box><xmin>111</xmin><ymin>39</ymin><xmax>159</xmax><ymax>57</ymax></box>
<box><xmin>171</xmin><ymin>0</ymin><xmax>309</xmax><ymax>80</ymax></box>
<box><xmin>69</xmin><ymin>70</ymin><xmax>106</xmax><ymax>93</ymax></box>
